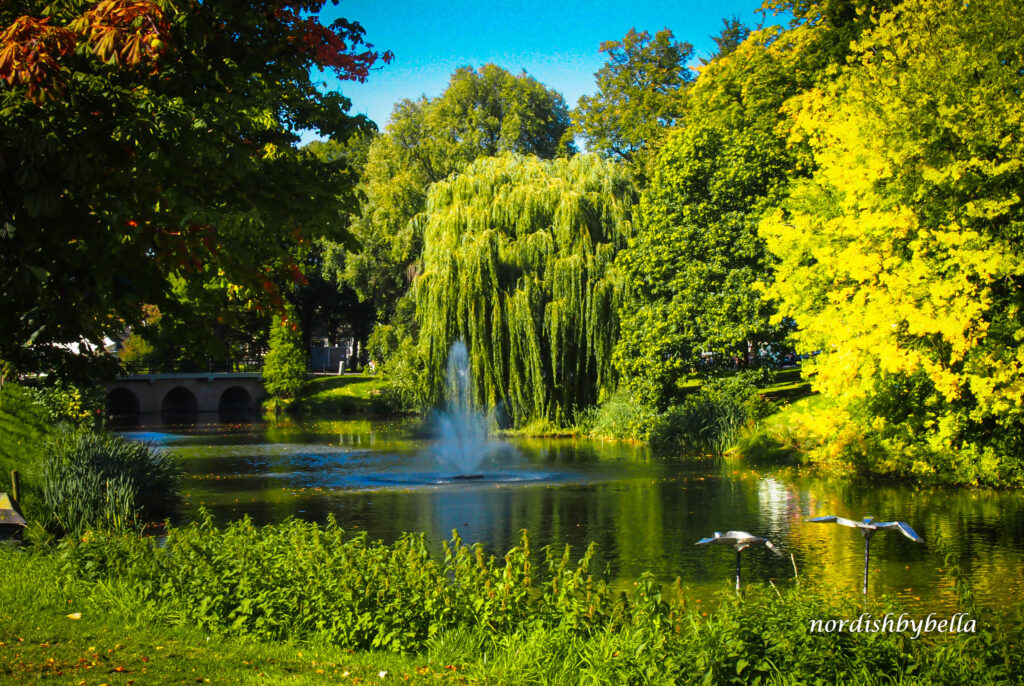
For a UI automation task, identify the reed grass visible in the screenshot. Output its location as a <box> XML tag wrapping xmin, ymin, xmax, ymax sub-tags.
<box><xmin>41</xmin><ymin>431</ymin><xmax>181</xmax><ymax>536</ymax></box>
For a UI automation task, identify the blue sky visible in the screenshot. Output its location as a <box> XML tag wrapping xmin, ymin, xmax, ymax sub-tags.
<box><xmin>314</xmin><ymin>0</ymin><xmax>781</xmax><ymax>132</ymax></box>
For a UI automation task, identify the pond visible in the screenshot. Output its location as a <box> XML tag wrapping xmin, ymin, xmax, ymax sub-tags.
<box><xmin>121</xmin><ymin>417</ymin><xmax>1024</xmax><ymax>614</ymax></box>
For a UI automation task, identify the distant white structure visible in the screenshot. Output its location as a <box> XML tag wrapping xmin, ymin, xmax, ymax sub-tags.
<box><xmin>309</xmin><ymin>339</ymin><xmax>355</xmax><ymax>373</ymax></box>
<box><xmin>56</xmin><ymin>336</ymin><xmax>121</xmax><ymax>355</ymax></box>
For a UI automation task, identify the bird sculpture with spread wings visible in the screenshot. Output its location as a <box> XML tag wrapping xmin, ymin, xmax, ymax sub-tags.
<box><xmin>806</xmin><ymin>516</ymin><xmax>924</xmax><ymax>593</ymax></box>
<box><xmin>695</xmin><ymin>531</ymin><xmax>783</xmax><ymax>593</ymax></box>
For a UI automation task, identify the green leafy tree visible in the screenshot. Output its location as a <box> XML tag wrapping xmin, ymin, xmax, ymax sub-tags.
<box><xmin>571</xmin><ymin>28</ymin><xmax>694</xmax><ymax>179</ymax></box>
<box><xmin>699</xmin><ymin>17</ymin><xmax>751</xmax><ymax>64</ymax></box>
<box><xmin>327</xmin><ymin>64</ymin><xmax>574</xmax><ymax>327</ymax></box>
<box><xmin>262</xmin><ymin>316</ymin><xmax>307</xmax><ymax>399</ymax></box>
<box><xmin>761</xmin><ymin>0</ymin><xmax>1024</xmax><ymax>481</ymax></box>
<box><xmin>414</xmin><ymin>154</ymin><xmax>637</xmax><ymax>426</ymax></box>
<box><xmin>614</xmin><ymin>26</ymin><xmax>813</xmax><ymax>409</ymax></box>
<box><xmin>0</xmin><ymin>0</ymin><xmax>388</xmax><ymax>380</ymax></box>
<box><xmin>614</xmin><ymin>3</ymin><xmax>893</xmax><ymax>410</ymax></box>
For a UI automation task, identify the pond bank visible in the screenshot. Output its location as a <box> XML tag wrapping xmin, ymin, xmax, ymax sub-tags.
<box><xmin>270</xmin><ymin>373</ymin><xmax>1023</xmax><ymax>488</ymax></box>
<box><xmin>3</xmin><ymin>525</ymin><xmax>1020</xmax><ymax>685</ymax></box>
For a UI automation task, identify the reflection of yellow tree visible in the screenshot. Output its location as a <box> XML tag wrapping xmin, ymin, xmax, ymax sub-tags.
<box><xmin>784</xmin><ymin>487</ymin><xmax>860</xmax><ymax>599</ymax></box>
<box><xmin>788</xmin><ymin>476</ymin><xmax>1024</xmax><ymax>609</ymax></box>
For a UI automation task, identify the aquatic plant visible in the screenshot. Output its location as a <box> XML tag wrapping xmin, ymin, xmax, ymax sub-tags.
<box><xmin>648</xmin><ymin>378</ymin><xmax>770</xmax><ymax>455</ymax></box>
<box><xmin>578</xmin><ymin>389</ymin><xmax>652</xmax><ymax>441</ymax></box>
<box><xmin>42</xmin><ymin>431</ymin><xmax>181</xmax><ymax>535</ymax></box>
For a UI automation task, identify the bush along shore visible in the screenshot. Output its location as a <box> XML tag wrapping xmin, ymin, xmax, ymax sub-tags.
<box><xmin>2</xmin><ymin>516</ymin><xmax>1020</xmax><ymax>685</ymax></box>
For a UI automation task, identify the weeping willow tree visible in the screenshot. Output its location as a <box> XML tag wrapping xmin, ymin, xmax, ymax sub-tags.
<box><xmin>414</xmin><ymin>154</ymin><xmax>636</xmax><ymax>426</ymax></box>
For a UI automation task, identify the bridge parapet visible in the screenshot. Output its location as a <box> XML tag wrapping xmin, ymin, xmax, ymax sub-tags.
<box><xmin>103</xmin><ymin>373</ymin><xmax>267</xmax><ymax>416</ymax></box>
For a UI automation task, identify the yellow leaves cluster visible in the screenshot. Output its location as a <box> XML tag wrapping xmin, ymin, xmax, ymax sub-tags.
<box><xmin>0</xmin><ymin>17</ymin><xmax>77</xmax><ymax>103</ymax></box>
<box><xmin>763</xmin><ymin>0</ymin><xmax>1024</xmax><ymax>438</ymax></box>
<box><xmin>69</xmin><ymin>0</ymin><xmax>172</xmax><ymax>68</ymax></box>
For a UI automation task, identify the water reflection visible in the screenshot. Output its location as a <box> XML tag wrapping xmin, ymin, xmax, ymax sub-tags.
<box><xmin>120</xmin><ymin>417</ymin><xmax>1024</xmax><ymax>614</ymax></box>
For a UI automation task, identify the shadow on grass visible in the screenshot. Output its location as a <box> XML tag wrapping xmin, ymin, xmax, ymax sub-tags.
<box><xmin>289</xmin><ymin>374</ymin><xmax>382</xmax><ymax>416</ymax></box>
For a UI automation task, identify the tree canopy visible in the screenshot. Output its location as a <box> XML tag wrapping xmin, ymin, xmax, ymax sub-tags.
<box><xmin>613</xmin><ymin>25</ymin><xmax>817</xmax><ymax>409</ymax></box>
<box><xmin>414</xmin><ymin>154</ymin><xmax>636</xmax><ymax>426</ymax></box>
<box><xmin>761</xmin><ymin>0</ymin><xmax>1024</xmax><ymax>478</ymax></box>
<box><xmin>329</xmin><ymin>64</ymin><xmax>574</xmax><ymax>325</ymax></box>
<box><xmin>0</xmin><ymin>0</ymin><xmax>388</xmax><ymax>379</ymax></box>
<box><xmin>571</xmin><ymin>28</ymin><xmax>694</xmax><ymax>179</ymax></box>
<box><xmin>612</xmin><ymin>1</ymin><xmax>897</xmax><ymax>410</ymax></box>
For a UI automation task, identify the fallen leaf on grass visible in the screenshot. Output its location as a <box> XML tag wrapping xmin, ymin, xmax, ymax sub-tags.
<box><xmin>67</xmin><ymin>613</ymin><xmax>82</xmax><ymax>620</ymax></box>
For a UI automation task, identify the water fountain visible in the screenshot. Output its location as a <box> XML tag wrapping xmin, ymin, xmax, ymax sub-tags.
<box><xmin>307</xmin><ymin>341</ymin><xmax>566</xmax><ymax>489</ymax></box>
<box><xmin>428</xmin><ymin>341</ymin><xmax>514</xmax><ymax>479</ymax></box>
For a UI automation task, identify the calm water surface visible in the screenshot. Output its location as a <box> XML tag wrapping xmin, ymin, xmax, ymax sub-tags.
<box><xmin>121</xmin><ymin>417</ymin><xmax>1024</xmax><ymax>614</ymax></box>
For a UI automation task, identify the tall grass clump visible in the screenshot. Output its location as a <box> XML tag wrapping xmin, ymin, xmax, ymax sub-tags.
<box><xmin>42</xmin><ymin>432</ymin><xmax>181</xmax><ymax>535</ymax></box>
<box><xmin>649</xmin><ymin>378</ymin><xmax>774</xmax><ymax>455</ymax></box>
<box><xmin>579</xmin><ymin>389</ymin><xmax>652</xmax><ymax>441</ymax></box>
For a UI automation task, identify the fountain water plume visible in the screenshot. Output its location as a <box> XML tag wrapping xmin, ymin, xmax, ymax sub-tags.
<box><xmin>433</xmin><ymin>341</ymin><xmax>499</xmax><ymax>476</ymax></box>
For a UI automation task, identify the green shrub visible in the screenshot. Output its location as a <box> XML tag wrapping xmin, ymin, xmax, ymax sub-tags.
<box><xmin>374</xmin><ymin>337</ymin><xmax>428</xmax><ymax>415</ymax></box>
<box><xmin>579</xmin><ymin>389</ymin><xmax>651</xmax><ymax>440</ymax></box>
<box><xmin>42</xmin><ymin>432</ymin><xmax>181</xmax><ymax>535</ymax></box>
<box><xmin>27</xmin><ymin>380</ymin><xmax>103</xmax><ymax>430</ymax></box>
<box><xmin>57</xmin><ymin>518</ymin><xmax>621</xmax><ymax>651</ymax></box>
<box><xmin>649</xmin><ymin>378</ymin><xmax>774</xmax><ymax>455</ymax></box>
<box><xmin>262</xmin><ymin>317</ymin><xmax>307</xmax><ymax>399</ymax></box>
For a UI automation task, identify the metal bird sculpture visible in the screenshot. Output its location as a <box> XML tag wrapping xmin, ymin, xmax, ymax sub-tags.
<box><xmin>695</xmin><ymin>531</ymin><xmax>783</xmax><ymax>593</ymax></box>
<box><xmin>806</xmin><ymin>516</ymin><xmax>924</xmax><ymax>594</ymax></box>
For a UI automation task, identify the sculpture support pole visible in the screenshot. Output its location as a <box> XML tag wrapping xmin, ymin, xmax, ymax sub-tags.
<box><xmin>863</xmin><ymin>537</ymin><xmax>871</xmax><ymax>595</ymax></box>
<box><xmin>735</xmin><ymin>551</ymin><xmax>742</xmax><ymax>594</ymax></box>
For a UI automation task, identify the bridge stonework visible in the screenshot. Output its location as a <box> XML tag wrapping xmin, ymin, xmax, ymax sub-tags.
<box><xmin>103</xmin><ymin>373</ymin><xmax>267</xmax><ymax>416</ymax></box>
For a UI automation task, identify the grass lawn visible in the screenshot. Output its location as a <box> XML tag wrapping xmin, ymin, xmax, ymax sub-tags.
<box><xmin>0</xmin><ymin>550</ymin><xmax>465</xmax><ymax>685</ymax></box>
<box><xmin>284</xmin><ymin>374</ymin><xmax>385</xmax><ymax>416</ymax></box>
<box><xmin>756</xmin><ymin>367</ymin><xmax>813</xmax><ymax>402</ymax></box>
<box><xmin>674</xmin><ymin>367</ymin><xmax>812</xmax><ymax>402</ymax></box>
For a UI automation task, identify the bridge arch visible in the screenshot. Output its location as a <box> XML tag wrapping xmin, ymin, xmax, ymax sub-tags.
<box><xmin>161</xmin><ymin>386</ymin><xmax>199</xmax><ymax>419</ymax></box>
<box><xmin>106</xmin><ymin>386</ymin><xmax>140</xmax><ymax>417</ymax></box>
<box><xmin>102</xmin><ymin>374</ymin><xmax>266</xmax><ymax>416</ymax></box>
<box><xmin>218</xmin><ymin>386</ymin><xmax>253</xmax><ymax>414</ymax></box>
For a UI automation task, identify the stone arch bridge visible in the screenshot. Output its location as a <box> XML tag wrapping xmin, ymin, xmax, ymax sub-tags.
<box><xmin>103</xmin><ymin>373</ymin><xmax>266</xmax><ymax>417</ymax></box>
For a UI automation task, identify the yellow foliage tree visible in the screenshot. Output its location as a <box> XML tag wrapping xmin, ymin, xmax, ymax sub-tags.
<box><xmin>762</xmin><ymin>0</ymin><xmax>1024</xmax><ymax>482</ymax></box>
